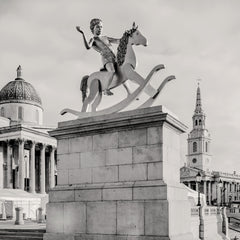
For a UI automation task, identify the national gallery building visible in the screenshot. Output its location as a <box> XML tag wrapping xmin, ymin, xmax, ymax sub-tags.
<box><xmin>0</xmin><ymin>66</ymin><xmax>57</xmax><ymax>195</ymax></box>
<box><xmin>180</xmin><ymin>85</ymin><xmax>240</xmax><ymax>206</ymax></box>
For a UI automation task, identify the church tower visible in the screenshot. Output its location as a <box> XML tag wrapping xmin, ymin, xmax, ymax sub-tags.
<box><xmin>187</xmin><ymin>84</ymin><xmax>212</xmax><ymax>171</ymax></box>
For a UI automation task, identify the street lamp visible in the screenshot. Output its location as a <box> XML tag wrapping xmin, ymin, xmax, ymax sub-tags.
<box><xmin>196</xmin><ymin>171</ymin><xmax>202</xmax><ymax>206</ymax></box>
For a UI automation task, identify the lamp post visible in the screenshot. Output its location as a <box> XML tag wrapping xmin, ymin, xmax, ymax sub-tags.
<box><xmin>196</xmin><ymin>172</ymin><xmax>202</xmax><ymax>207</ymax></box>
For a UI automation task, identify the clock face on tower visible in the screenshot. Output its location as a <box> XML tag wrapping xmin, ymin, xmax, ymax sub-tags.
<box><xmin>192</xmin><ymin>158</ymin><xmax>197</xmax><ymax>164</ymax></box>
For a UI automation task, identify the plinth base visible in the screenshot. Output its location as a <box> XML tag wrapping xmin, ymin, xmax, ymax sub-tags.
<box><xmin>45</xmin><ymin>107</ymin><xmax>193</xmax><ymax>240</ymax></box>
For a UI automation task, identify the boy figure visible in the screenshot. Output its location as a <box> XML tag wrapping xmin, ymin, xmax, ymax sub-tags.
<box><xmin>76</xmin><ymin>18</ymin><xmax>120</xmax><ymax>96</ymax></box>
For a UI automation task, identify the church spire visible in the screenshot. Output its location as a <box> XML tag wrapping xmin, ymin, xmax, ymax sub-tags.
<box><xmin>195</xmin><ymin>83</ymin><xmax>203</xmax><ymax>114</ymax></box>
<box><xmin>192</xmin><ymin>83</ymin><xmax>205</xmax><ymax>129</ymax></box>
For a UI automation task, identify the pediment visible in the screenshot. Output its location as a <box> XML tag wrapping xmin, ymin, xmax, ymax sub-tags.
<box><xmin>180</xmin><ymin>167</ymin><xmax>200</xmax><ymax>178</ymax></box>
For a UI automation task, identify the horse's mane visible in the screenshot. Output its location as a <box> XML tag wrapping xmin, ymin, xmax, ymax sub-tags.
<box><xmin>117</xmin><ymin>28</ymin><xmax>137</xmax><ymax>66</ymax></box>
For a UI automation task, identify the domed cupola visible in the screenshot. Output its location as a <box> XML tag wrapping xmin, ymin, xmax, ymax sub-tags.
<box><xmin>0</xmin><ymin>66</ymin><xmax>43</xmax><ymax>125</ymax></box>
<box><xmin>0</xmin><ymin>66</ymin><xmax>42</xmax><ymax>108</ymax></box>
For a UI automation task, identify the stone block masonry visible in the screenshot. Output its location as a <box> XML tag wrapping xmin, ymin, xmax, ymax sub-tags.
<box><xmin>44</xmin><ymin>106</ymin><xmax>195</xmax><ymax>240</ymax></box>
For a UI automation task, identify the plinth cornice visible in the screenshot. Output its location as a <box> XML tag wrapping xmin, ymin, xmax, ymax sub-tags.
<box><xmin>50</xmin><ymin>106</ymin><xmax>187</xmax><ymax>139</ymax></box>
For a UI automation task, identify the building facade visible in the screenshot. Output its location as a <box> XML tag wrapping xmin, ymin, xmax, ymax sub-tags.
<box><xmin>180</xmin><ymin>84</ymin><xmax>240</xmax><ymax>206</ymax></box>
<box><xmin>0</xmin><ymin>66</ymin><xmax>57</xmax><ymax>194</ymax></box>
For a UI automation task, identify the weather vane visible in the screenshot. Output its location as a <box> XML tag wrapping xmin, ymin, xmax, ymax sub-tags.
<box><xmin>197</xmin><ymin>79</ymin><xmax>202</xmax><ymax>86</ymax></box>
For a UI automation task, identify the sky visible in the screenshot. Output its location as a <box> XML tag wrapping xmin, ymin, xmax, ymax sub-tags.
<box><xmin>0</xmin><ymin>0</ymin><xmax>240</xmax><ymax>173</ymax></box>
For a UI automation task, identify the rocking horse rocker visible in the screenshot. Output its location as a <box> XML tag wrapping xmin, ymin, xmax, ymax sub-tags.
<box><xmin>61</xmin><ymin>22</ymin><xmax>175</xmax><ymax>118</ymax></box>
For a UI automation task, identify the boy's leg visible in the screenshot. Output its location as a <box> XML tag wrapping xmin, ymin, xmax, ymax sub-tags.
<box><xmin>104</xmin><ymin>63</ymin><xmax>115</xmax><ymax>95</ymax></box>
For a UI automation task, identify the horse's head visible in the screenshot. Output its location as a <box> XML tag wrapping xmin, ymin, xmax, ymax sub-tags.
<box><xmin>129</xmin><ymin>22</ymin><xmax>147</xmax><ymax>47</ymax></box>
<box><xmin>117</xmin><ymin>23</ymin><xmax>148</xmax><ymax>66</ymax></box>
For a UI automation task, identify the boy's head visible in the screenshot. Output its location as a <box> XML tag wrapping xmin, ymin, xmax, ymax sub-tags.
<box><xmin>90</xmin><ymin>18</ymin><xmax>102</xmax><ymax>34</ymax></box>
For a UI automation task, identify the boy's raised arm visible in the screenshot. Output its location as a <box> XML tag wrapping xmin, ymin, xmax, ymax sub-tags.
<box><xmin>76</xmin><ymin>26</ymin><xmax>91</xmax><ymax>50</ymax></box>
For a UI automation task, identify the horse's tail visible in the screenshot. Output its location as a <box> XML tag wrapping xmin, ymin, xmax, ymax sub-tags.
<box><xmin>98</xmin><ymin>79</ymin><xmax>102</xmax><ymax>94</ymax></box>
<box><xmin>80</xmin><ymin>75</ymin><xmax>89</xmax><ymax>102</ymax></box>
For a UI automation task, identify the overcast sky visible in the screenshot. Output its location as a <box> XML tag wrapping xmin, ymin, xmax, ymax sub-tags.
<box><xmin>0</xmin><ymin>0</ymin><xmax>240</xmax><ymax>173</ymax></box>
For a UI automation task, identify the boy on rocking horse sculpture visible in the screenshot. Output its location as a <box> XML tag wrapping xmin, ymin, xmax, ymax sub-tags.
<box><xmin>60</xmin><ymin>20</ymin><xmax>175</xmax><ymax>116</ymax></box>
<box><xmin>76</xmin><ymin>18</ymin><xmax>120</xmax><ymax>96</ymax></box>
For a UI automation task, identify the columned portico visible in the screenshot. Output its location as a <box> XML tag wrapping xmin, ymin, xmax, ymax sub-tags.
<box><xmin>1</xmin><ymin>137</ymin><xmax>57</xmax><ymax>194</ymax></box>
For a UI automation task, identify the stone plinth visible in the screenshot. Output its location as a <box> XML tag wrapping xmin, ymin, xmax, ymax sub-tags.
<box><xmin>44</xmin><ymin>106</ymin><xmax>194</xmax><ymax>240</ymax></box>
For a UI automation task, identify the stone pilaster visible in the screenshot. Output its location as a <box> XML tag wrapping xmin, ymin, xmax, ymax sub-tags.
<box><xmin>40</xmin><ymin>144</ymin><xmax>46</xmax><ymax>194</ymax></box>
<box><xmin>29</xmin><ymin>141</ymin><xmax>36</xmax><ymax>193</ymax></box>
<box><xmin>50</xmin><ymin>147</ymin><xmax>56</xmax><ymax>189</ymax></box>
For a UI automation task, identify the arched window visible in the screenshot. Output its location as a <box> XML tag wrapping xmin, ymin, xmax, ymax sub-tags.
<box><xmin>18</xmin><ymin>106</ymin><xmax>24</xmax><ymax>120</ymax></box>
<box><xmin>0</xmin><ymin>107</ymin><xmax>5</xmax><ymax>117</ymax></box>
<box><xmin>35</xmin><ymin>109</ymin><xmax>39</xmax><ymax>123</ymax></box>
<box><xmin>193</xmin><ymin>142</ymin><xmax>197</xmax><ymax>152</ymax></box>
<box><xmin>199</xmin><ymin>119</ymin><xmax>202</xmax><ymax>125</ymax></box>
<box><xmin>195</xmin><ymin>120</ymin><xmax>198</xmax><ymax>126</ymax></box>
<box><xmin>205</xmin><ymin>142</ymin><xmax>208</xmax><ymax>152</ymax></box>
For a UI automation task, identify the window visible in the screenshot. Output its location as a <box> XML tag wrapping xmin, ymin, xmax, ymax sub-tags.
<box><xmin>192</xmin><ymin>158</ymin><xmax>197</xmax><ymax>164</ymax></box>
<box><xmin>199</xmin><ymin>119</ymin><xmax>202</xmax><ymax>125</ymax></box>
<box><xmin>35</xmin><ymin>109</ymin><xmax>39</xmax><ymax>123</ymax></box>
<box><xmin>195</xmin><ymin>120</ymin><xmax>198</xmax><ymax>126</ymax></box>
<box><xmin>18</xmin><ymin>106</ymin><xmax>24</xmax><ymax>120</ymax></box>
<box><xmin>0</xmin><ymin>107</ymin><xmax>5</xmax><ymax>117</ymax></box>
<box><xmin>193</xmin><ymin>142</ymin><xmax>197</xmax><ymax>152</ymax></box>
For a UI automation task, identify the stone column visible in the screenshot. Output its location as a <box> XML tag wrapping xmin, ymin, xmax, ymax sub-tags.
<box><xmin>224</xmin><ymin>182</ymin><xmax>228</xmax><ymax>204</ymax></box>
<box><xmin>187</xmin><ymin>182</ymin><xmax>191</xmax><ymax>188</ymax></box>
<box><xmin>50</xmin><ymin>147</ymin><xmax>56</xmax><ymax>189</ymax></box>
<box><xmin>227</xmin><ymin>182</ymin><xmax>231</xmax><ymax>204</ymax></box>
<box><xmin>40</xmin><ymin>144</ymin><xmax>46</xmax><ymax>194</ymax></box>
<box><xmin>237</xmin><ymin>183</ymin><xmax>239</xmax><ymax>200</ymax></box>
<box><xmin>216</xmin><ymin>183</ymin><xmax>221</xmax><ymax>205</ymax></box>
<box><xmin>233</xmin><ymin>183</ymin><xmax>236</xmax><ymax>200</ymax></box>
<box><xmin>6</xmin><ymin>140</ymin><xmax>12</xmax><ymax>188</ymax></box>
<box><xmin>18</xmin><ymin>139</ymin><xmax>25</xmax><ymax>190</ymax></box>
<box><xmin>203</xmin><ymin>181</ymin><xmax>207</xmax><ymax>195</ymax></box>
<box><xmin>195</xmin><ymin>181</ymin><xmax>199</xmax><ymax>192</ymax></box>
<box><xmin>208</xmin><ymin>181</ymin><xmax>212</xmax><ymax>205</ymax></box>
<box><xmin>29</xmin><ymin>141</ymin><xmax>36</xmax><ymax>193</ymax></box>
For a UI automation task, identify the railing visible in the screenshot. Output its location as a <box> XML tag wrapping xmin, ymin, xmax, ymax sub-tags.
<box><xmin>191</xmin><ymin>206</ymin><xmax>220</xmax><ymax>217</ymax></box>
<box><xmin>190</xmin><ymin>206</ymin><xmax>229</xmax><ymax>239</ymax></box>
<box><xmin>191</xmin><ymin>207</ymin><xmax>199</xmax><ymax>216</ymax></box>
<box><xmin>228</xmin><ymin>216</ymin><xmax>240</xmax><ymax>233</ymax></box>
